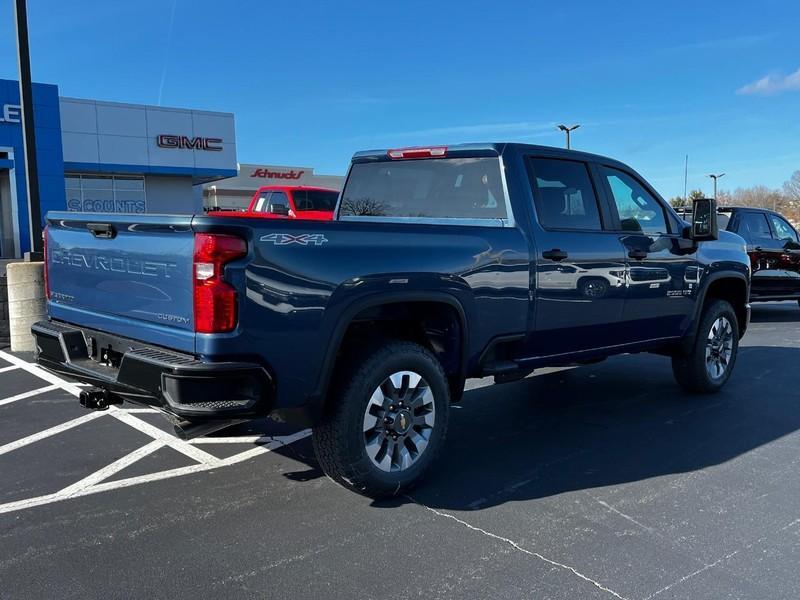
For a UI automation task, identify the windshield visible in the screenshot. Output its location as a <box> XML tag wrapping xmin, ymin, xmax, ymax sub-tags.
<box><xmin>293</xmin><ymin>189</ymin><xmax>339</xmax><ymax>212</ymax></box>
<box><xmin>340</xmin><ymin>157</ymin><xmax>507</xmax><ymax>219</ymax></box>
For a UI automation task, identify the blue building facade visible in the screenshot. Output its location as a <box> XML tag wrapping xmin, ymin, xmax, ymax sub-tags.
<box><xmin>0</xmin><ymin>79</ymin><xmax>65</xmax><ymax>256</ymax></box>
<box><xmin>0</xmin><ymin>78</ymin><xmax>237</xmax><ymax>258</ymax></box>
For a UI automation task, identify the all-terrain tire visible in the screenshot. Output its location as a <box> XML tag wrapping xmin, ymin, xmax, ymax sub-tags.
<box><xmin>672</xmin><ymin>299</ymin><xmax>739</xmax><ymax>393</ymax></box>
<box><xmin>312</xmin><ymin>340</ymin><xmax>450</xmax><ymax>498</ymax></box>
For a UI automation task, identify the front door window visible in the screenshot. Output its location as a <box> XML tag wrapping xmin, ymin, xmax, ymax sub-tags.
<box><xmin>600</xmin><ymin>167</ymin><xmax>668</xmax><ymax>235</ymax></box>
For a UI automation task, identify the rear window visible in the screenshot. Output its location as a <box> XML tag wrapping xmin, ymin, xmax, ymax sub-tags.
<box><xmin>339</xmin><ymin>157</ymin><xmax>507</xmax><ymax>220</ymax></box>
<box><xmin>293</xmin><ymin>189</ymin><xmax>338</xmax><ymax>212</ymax></box>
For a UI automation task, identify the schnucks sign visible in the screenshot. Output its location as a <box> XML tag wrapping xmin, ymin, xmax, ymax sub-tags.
<box><xmin>250</xmin><ymin>168</ymin><xmax>305</xmax><ymax>180</ymax></box>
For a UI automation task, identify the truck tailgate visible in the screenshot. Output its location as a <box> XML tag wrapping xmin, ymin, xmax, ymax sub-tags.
<box><xmin>46</xmin><ymin>213</ymin><xmax>196</xmax><ymax>353</ymax></box>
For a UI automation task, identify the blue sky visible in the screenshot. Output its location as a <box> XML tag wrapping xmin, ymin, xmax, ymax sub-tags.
<box><xmin>0</xmin><ymin>0</ymin><xmax>798</xmax><ymax>199</ymax></box>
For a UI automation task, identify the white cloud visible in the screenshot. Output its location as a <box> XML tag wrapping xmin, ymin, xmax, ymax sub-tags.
<box><xmin>667</xmin><ymin>33</ymin><xmax>775</xmax><ymax>53</ymax></box>
<box><xmin>387</xmin><ymin>121</ymin><xmax>556</xmax><ymax>139</ymax></box>
<box><xmin>737</xmin><ymin>68</ymin><xmax>800</xmax><ymax>95</ymax></box>
<box><xmin>343</xmin><ymin>120</ymin><xmax>558</xmax><ymax>144</ymax></box>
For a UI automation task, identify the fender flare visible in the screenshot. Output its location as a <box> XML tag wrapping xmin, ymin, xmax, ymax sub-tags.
<box><xmin>308</xmin><ymin>290</ymin><xmax>469</xmax><ymax>414</ymax></box>
<box><xmin>682</xmin><ymin>270</ymin><xmax>749</xmax><ymax>352</ymax></box>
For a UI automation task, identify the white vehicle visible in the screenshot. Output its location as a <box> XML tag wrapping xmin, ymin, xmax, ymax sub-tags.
<box><xmin>538</xmin><ymin>262</ymin><xmax>626</xmax><ymax>298</ymax></box>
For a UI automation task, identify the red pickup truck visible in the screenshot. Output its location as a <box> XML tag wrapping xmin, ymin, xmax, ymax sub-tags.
<box><xmin>217</xmin><ymin>185</ymin><xmax>339</xmax><ymax>221</ymax></box>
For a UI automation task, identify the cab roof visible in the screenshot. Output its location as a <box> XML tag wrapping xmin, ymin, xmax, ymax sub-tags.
<box><xmin>351</xmin><ymin>142</ymin><xmax>631</xmax><ymax>171</ymax></box>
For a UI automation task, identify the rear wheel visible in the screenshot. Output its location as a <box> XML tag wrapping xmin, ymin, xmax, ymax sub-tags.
<box><xmin>672</xmin><ymin>299</ymin><xmax>739</xmax><ymax>393</ymax></box>
<box><xmin>312</xmin><ymin>341</ymin><xmax>449</xmax><ymax>498</ymax></box>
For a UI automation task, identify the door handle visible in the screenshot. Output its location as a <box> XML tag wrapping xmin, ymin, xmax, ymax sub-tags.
<box><xmin>628</xmin><ymin>248</ymin><xmax>648</xmax><ymax>260</ymax></box>
<box><xmin>542</xmin><ymin>249</ymin><xmax>568</xmax><ymax>261</ymax></box>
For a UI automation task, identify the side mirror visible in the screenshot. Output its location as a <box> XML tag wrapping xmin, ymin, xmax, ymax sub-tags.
<box><xmin>269</xmin><ymin>203</ymin><xmax>290</xmax><ymax>216</ymax></box>
<box><xmin>688</xmin><ymin>197</ymin><xmax>718</xmax><ymax>241</ymax></box>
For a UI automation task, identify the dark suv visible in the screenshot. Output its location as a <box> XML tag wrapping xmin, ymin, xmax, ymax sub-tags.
<box><xmin>681</xmin><ymin>207</ymin><xmax>800</xmax><ymax>305</ymax></box>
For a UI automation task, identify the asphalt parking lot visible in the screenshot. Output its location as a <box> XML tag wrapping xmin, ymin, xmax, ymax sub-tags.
<box><xmin>1</xmin><ymin>303</ymin><xmax>799</xmax><ymax>599</ymax></box>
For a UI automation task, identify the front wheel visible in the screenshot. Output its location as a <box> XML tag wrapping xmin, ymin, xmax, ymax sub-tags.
<box><xmin>672</xmin><ymin>299</ymin><xmax>739</xmax><ymax>393</ymax></box>
<box><xmin>312</xmin><ymin>340</ymin><xmax>450</xmax><ymax>497</ymax></box>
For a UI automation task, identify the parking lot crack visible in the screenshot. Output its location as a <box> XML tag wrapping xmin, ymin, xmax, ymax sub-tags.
<box><xmin>406</xmin><ymin>496</ymin><xmax>629</xmax><ymax>600</ymax></box>
<box><xmin>593</xmin><ymin>498</ymin><xmax>657</xmax><ymax>535</ymax></box>
<box><xmin>642</xmin><ymin>549</ymin><xmax>740</xmax><ymax>600</ymax></box>
<box><xmin>642</xmin><ymin>516</ymin><xmax>800</xmax><ymax>600</ymax></box>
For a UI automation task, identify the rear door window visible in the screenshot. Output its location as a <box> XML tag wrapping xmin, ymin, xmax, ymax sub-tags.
<box><xmin>339</xmin><ymin>157</ymin><xmax>507</xmax><ymax>220</ymax></box>
<box><xmin>269</xmin><ymin>192</ymin><xmax>290</xmax><ymax>211</ymax></box>
<box><xmin>737</xmin><ymin>212</ymin><xmax>773</xmax><ymax>245</ymax></box>
<box><xmin>527</xmin><ymin>158</ymin><xmax>603</xmax><ymax>230</ymax></box>
<box><xmin>293</xmin><ymin>189</ymin><xmax>339</xmax><ymax>212</ymax></box>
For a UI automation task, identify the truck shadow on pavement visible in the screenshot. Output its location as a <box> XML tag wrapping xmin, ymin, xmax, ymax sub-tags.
<box><xmin>271</xmin><ymin>304</ymin><xmax>800</xmax><ymax>508</ymax></box>
<box><xmin>274</xmin><ymin>342</ymin><xmax>800</xmax><ymax>510</ymax></box>
<box><xmin>399</xmin><ymin>343</ymin><xmax>799</xmax><ymax>510</ymax></box>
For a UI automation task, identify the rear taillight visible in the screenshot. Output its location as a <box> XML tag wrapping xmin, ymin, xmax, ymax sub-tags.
<box><xmin>43</xmin><ymin>227</ymin><xmax>50</xmax><ymax>300</ymax></box>
<box><xmin>387</xmin><ymin>146</ymin><xmax>447</xmax><ymax>160</ymax></box>
<box><xmin>193</xmin><ymin>233</ymin><xmax>247</xmax><ymax>333</ymax></box>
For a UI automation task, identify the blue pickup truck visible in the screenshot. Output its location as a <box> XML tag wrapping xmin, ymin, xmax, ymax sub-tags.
<box><xmin>33</xmin><ymin>143</ymin><xmax>751</xmax><ymax>497</ymax></box>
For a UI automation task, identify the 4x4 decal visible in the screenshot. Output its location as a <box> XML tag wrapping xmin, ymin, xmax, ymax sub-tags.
<box><xmin>260</xmin><ymin>233</ymin><xmax>329</xmax><ymax>246</ymax></box>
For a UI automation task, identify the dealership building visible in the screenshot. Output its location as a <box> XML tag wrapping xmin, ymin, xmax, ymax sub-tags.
<box><xmin>0</xmin><ymin>77</ymin><xmax>346</xmax><ymax>258</ymax></box>
<box><xmin>1</xmin><ymin>77</ymin><xmax>239</xmax><ymax>257</ymax></box>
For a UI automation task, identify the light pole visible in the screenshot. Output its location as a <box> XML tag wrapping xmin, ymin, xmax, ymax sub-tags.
<box><xmin>557</xmin><ymin>124</ymin><xmax>580</xmax><ymax>150</ymax></box>
<box><xmin>707</xmin><ymin>173</ymin><xmax>725</xmax><ymax>201</ymax></box>
<box><xmin>14</xmin><ymin>0</ymin><xmax>43</xmax><ymax>257</ymax></box>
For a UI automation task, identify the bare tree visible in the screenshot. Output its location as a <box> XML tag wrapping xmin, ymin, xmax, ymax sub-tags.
<box><xmin>784</xmin><ymin>170</ymin><xmax>800</xmax><ymax>203</ymax></box>
<box><xmin>669</xmin><ymin>196</ymin><xmax>687</xmax><ymax>208</ymax></box>
<box><xmin>716</xmin><ymin>189</ymin><xmax>733</xmax><ymax>207</ymax></box>
<box><xmin>339</xmin><ymin>197</ymin><xmax>388</xmax><ymax>216</ymax></box>
<box><xmin>732</xmin><ymin>185</ymin><xmax>783</xmax><ymax>211</ymax></box>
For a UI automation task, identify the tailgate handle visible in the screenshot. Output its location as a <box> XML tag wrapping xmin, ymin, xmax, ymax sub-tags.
<box><xmin>87</xmin><ymin>223</ymin><xmax>116</xmax><ymax>239</ymax></box>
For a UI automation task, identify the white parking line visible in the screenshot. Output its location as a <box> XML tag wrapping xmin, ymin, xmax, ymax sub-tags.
<box><xmin>0</xmin><ymin>384</ymin><xmax>59</xmax><ymax>407</ymax></box>
<box><xmin>58</xmin><ymin>440</ymin><xmax>164</xmax><ymax>496</ymax></box>
<box><xmin>0</xmin><ymin>350</ymin><xmax>313</xmax><ymax>515</ymax></box>
<box><xmin>0</xmin><ymin>350</ymin><xmax>83</xmax><ymax>396</ymax></box>
<box><xmin>0</xmin><ymin>411</ymin><xmax>107</xmax><ymax>458</ymax></box>
<box><xmin>109</xmin><ymin>409</ymin><xmax>223</xmax><ymax>466</ymax></box>
<box><xmin>0</xmin><ymin>431</ymin><xmax>311</xmax><ymax>515</ymax></box>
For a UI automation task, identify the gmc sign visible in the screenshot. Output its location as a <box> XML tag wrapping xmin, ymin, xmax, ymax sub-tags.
<box><xmin>156</xmin><ymin>134</ymin><xmax>223</xmax><ymax>151</ymax></box>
